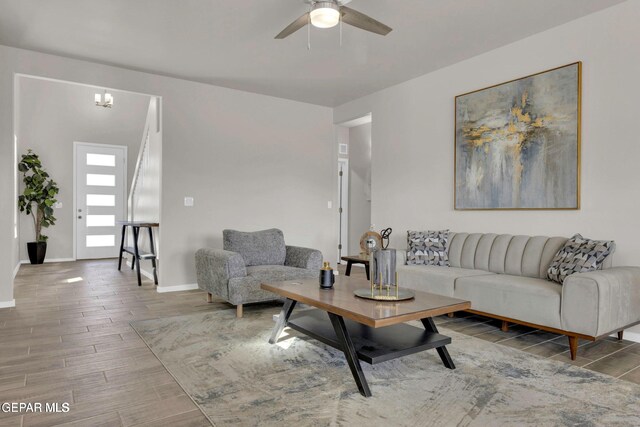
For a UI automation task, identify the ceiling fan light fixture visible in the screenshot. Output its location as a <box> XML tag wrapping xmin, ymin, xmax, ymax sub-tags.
<box><xmin>310</xmin><ymin>2</ymin><xmax>340</xmax><ymax>29</ymax></box>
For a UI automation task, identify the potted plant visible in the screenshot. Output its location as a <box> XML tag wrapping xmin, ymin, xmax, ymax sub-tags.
<box><xmin>18</xmin><ymin>150</ymin><xmax>60</xmax><ymax>264</ymax></box>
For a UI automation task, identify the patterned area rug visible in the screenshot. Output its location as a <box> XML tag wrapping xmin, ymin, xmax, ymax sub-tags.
<box><xmin>130</xmin><ymin>309</ymin><xmax>640</xmax><ymax>426</ymax></box>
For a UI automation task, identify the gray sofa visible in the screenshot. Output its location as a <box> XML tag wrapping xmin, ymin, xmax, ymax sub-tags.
<box><xmin>195</xmin><ymin>228</ymin><xmax>322</xmax><ymax>318</ymax></box>
<box><xmin>397</xmin><ymin>232</ymin><xmax>640</xmax><ymax>360</ymax></box>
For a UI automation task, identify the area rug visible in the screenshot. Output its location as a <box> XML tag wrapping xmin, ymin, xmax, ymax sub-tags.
<box><xmin>130</xmin><ymin>309</ymin><xmax>640</xmax><ymax>426</ymax></box>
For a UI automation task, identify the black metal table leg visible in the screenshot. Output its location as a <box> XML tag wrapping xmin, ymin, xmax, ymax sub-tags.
<box><xmin>328</xmin><ymin>312</ymin><xmax>372</xmax><ymax>397</ymax></box>
<box><xmin>345</xmin><ymin>261</ymin><xmax>353</xmax><ymax>276</ymax></box>
<box><xmin>132</xmin><ymin>226</ymin><xmax>142</xmax><ymax>286</ymax></box>
<box><xmin>147</xmin><ymin>226</ymin><xmax>158</xmax><ymax>285</ymax></box>
<box><xmin>117</xmin><ymin>225</ymin><xmax>126</xmax><ymax>271</ymax></box>
<box><xmin>421</xmin><ymin>317</ymin><xmax>455</xmax><ymax>369</ymax></box>
<box><xmin>269</xmin><ymin>299</ymin><xmax>297</xmax><ymax>344</ymax></box>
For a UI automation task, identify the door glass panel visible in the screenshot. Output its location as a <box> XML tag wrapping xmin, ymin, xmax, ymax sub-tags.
<box><xmin>86</xmin><ymin>235</ymin><xmax>115</xmax><ymax>247</ymax></box>
<box><xmin>87</xmin><ymin>194</ymin><xmax>115</xmax><ymax>206</ymax></box>
<box><xmin>86</xmin><ymin>153</ymin><xmax>116</xmax><ymax>167</ymax></box>
<box><xmin>86</xmin><ymin>215</ymin><xmax>115</xmax><ymax>227</ymax></box>
<box><xmin>86</xmin><ymin>174</ymin><xmax>115</xmax><ymax>187</ymax></box>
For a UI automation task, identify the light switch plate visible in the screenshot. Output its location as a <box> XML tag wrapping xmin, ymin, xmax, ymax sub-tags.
<box><xmin>54</xmin><ymin>202</ymin><xmax>63</xmax><ymax>209</ymax></box>
<box><xmin>327</xmin><ymin>201</ymin><xmax>332</xmax><ymax>209</ymax></box>
<box><xmin>184</xmin><ymin>197</ymin><xmax>194</xmax><ymax>207</ymax></box>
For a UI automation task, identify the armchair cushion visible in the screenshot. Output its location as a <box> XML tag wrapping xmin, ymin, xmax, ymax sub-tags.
<box><xmin>223</xmin><ymin>228</ymin><xmax>286</xmax><ymax>266</ymax></box>
<box><xmin>227</xmin><ymin>265</ymin><xmax>318</xmax><ymax>305</ymax></box>
<box><xmin>285</xmin><ymin>245</ymin><xmax>322</xmax><ymax>270</ymax></box>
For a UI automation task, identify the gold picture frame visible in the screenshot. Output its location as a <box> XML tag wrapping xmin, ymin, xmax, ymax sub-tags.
<box><xmin>454</xmin><ymin>62</ymin><xmax>582</xmax><ymax>210</ymax></box>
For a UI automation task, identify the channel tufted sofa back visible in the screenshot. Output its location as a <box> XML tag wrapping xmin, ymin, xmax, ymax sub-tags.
<box><xmin>446</xmin><ymin>233</ymin><xmax>614</xmax><ymax>280</ymax></box>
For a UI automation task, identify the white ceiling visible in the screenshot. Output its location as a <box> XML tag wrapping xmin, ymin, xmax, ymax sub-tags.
<box><xmin>0</xmin><ymin>0</ymin><xmax>625</xmax><ymax>107</ymax></box>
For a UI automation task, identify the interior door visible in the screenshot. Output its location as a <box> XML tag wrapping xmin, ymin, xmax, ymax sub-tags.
<box><xmin>75</xmin><ymin>143</ymin><xmax>127</xmax><ymax>259</ymax></box>
<box><xmin>338</xmin><ymin>158</ymin><xmax>349</xmax><ymax>262</ymax></box>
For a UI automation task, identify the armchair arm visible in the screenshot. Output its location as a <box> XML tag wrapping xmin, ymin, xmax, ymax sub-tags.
<box><xmin>285</xmin><ymin>245</ymin><xmax>322</xmax><ymax>270</ymax></box>
<box><xmin>561</xmin><ymin>267</ymin><xmax>640</xmax><ymax>336</ymax></box>
<box><xmin>195</xmin><ymin>248</ymin><xmax>247</xmax><ymax>299</ymax></box>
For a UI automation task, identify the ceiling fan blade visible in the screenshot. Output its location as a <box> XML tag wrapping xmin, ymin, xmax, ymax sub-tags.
<box><xmin>275</xmin><ymin>13</ymin><xmax>309</xmax><ymax>39</ymax></box>
<box><xmin>340</xmin><ymin>6</ymin><xmax>392</xmax><ymax>36</ymax></box>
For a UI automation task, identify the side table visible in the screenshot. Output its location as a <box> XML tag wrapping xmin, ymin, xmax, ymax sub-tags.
<box><xmin>117</xmin><ymin>221</ymin><xmax>159</xmax><ymax>286</ymax></box>
<box><xmin>340</xmin><ymin>255</ymin><xmax>370</xmax><ymax>280</ymax></box>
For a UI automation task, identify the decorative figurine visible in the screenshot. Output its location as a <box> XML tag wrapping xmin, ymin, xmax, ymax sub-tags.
<box><xmin>380</xmin><ymin>227</ymin><xmax>392</xmax><ymax>249</ymax></box>
<box><xmin>319</xmin><ymin>261</ymin><xmax>335</xmax><ymax>289</ymax></box>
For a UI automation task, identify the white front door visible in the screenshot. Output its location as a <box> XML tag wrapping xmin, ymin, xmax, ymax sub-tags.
<box><xmin>75</xmin><ymin>143</ymin><xmax>127</xmax><ymax>259</ymax></box>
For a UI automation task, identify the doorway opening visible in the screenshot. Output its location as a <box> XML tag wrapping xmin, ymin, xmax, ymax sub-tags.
<box><xmin>336</xmin><ymin>114</ymin><xmax>372</xmax><ymax>264</ymax></box>
<box><xmin>14</xmin><ymin>75</ymin><xmax>161</xmax><ymax>279</ymax></box>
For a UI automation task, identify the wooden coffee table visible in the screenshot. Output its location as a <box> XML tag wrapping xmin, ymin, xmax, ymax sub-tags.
<box><xmin>261</xmin><ymin>276</ymin><xmax>471</xmax><ymax>397</ymax></box>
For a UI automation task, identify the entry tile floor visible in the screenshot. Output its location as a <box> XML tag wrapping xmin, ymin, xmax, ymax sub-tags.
<box><xmin>1</xmin><ymin>260</ymin><xmax>639</xmax><ymax>426</ymax></box>
<box><xmin>1</xmin><ymin>259</ymin><xmax>214</xmax><ymax>427</ymax></box>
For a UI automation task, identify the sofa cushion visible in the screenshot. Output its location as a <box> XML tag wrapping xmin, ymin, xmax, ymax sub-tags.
<box><xmin>223</xmin><ymin>228</ymin><xmax>286</xmax><ymax>266</ymax></box>
<box><xmin>547</xmin><ymin>234</ymin><xmax>615</xmax><ymax>284</ymax></box>
<box><xmin>397</xmin><ymin>265</ymin><xmax>494</xmax><ymax>297</ymax></box>
<box><xmin>406</xmin><ymin>230</ymin><xmax>450</xmax><ymax>266</ymax></box>
<box><xmin>455</xmin><ymin>274</ymin><xmax>563</xmax><ymax>329</ymax></box>
<box><xmin>227</xmin><ymin>265</ymin><xmax>317</xmax><ymax>305</ymax></box>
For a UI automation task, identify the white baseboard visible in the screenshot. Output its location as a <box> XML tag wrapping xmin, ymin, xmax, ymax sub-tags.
<box><xmin>0</xmin><ymin>299</ymin><xmax>16</xmax><ymax>308</ymax></box>
<box><xmin>20</xmin><ymin>258</ymin><xmax>75</xmax><ymax>264</ymax></box>
<box><xmin>13</xmin><ymin>263</ymin><xmax>20</xmax><ymax>278</ymax></box>
<box><xmin>125</xmin><ymin>261</ymin><xmax>155</xmax><ymax>281</ymax></box>
<box><xmin>156</xmin><ymin>284</ymin><xmax>198</xmax><ymax>293</ymax></box>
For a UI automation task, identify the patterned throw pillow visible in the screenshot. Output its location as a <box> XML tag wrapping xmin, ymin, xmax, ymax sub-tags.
<box><xmin>406</xmin><ymin>230</ymin><xmax>450</xmax><ymax>266</ymax></box>
<box><xmin>547</xmin><ymin>234</ymin><xmax>615</xmax><ymax>284</ymax></box>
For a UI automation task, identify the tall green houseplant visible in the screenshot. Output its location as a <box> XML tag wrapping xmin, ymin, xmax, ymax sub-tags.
<box><xmin>18</xmin><ymin>150</ymin><xmax>59</xmax><ymax>263</ymax></box>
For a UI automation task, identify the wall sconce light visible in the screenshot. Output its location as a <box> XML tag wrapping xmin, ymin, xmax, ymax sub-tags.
<box><xmin>95</xmin><ymin>90</ymin><xmax>113</xmax><ymax>108</ymax></box>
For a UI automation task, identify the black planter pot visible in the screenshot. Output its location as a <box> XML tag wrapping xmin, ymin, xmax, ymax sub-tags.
<box><xmin>27</xmin><ymin>242</ymin><xmax>47</xmax><ymax>265</ymax></box>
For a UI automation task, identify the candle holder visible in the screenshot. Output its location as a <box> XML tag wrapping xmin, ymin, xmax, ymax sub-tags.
<box><xmin>353</xmin><ymin>249</ymin><xmax>415</xmax><ymax>301</ymax></box>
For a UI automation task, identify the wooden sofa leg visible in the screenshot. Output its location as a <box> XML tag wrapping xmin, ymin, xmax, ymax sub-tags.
<box><xmin>618</xmin><ymin>331</ymin><xmax>624</xmax><ymax>341</ymax></box>
<box><xmin>207</xmin><ymin>293</ymin><xmax>213</xmax><ymax>303</ymax></box>
<box><xmin>568</xmin><ymin>336</ymin><xmax>578</xmax><ymax>360</ymax></box>
<box><xmin>501</xmin><ymin>320</ymin><xmax>509</xmax><ymax>332</ymax></box>
<box><xmin>236</xmin><ymin>304</ymin><xmax>243</xmax><ymax>318</ymax></box>
<box><xmin>447</xmin><ymin>313</ymin><xmax>454</xmax><ymax>318</ymax></box>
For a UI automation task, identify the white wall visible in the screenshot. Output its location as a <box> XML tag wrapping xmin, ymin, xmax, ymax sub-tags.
<box><xmin>334</xmin><ymin>1</ymin><xmax>640</xmax><ymax>333</ymax></box>
<box><xmin>0</xmin><ymin>42</ymin><xmax>335</xmax><ymax>304</ymax></box>
<box><xmin>17</xmin><ymin>77</ymin><xmax>150</xmax><ymax>261</ymax></box>
<box><xmin>348</xmin><ymin>123</ymin><xmax>371</xmax><ymax>253</ymax></box>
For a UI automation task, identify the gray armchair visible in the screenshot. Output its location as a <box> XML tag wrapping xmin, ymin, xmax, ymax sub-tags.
<box><xmin>195</xmin><ymin>228</ymin><xmax>322</xmax><ymax>317</ymax></box>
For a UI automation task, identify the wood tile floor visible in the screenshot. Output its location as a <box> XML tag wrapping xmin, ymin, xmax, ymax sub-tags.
<box><xmin>1</xmin><ymin>260</ymin><xmax>216</xmax><ymax>427</ymax></box>
<box><xmin>2</xmin><ymin>261</ymin><xmax>639</xmax><ymax>426</ymax></box>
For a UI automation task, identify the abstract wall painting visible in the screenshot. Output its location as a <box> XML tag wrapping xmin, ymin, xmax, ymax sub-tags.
<box><xmin>455</xmin><ymin>62</ymin><xmax>581</xmax><ymax>210</ymax></box>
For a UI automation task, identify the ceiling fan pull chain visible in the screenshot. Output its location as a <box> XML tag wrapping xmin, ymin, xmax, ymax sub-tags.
<box><xmin>339</xmin><ymin>12</ymin><xmax>343</xmax><ymax>46</ymax></box>
<box><xmin>307</xmin><ymin>5</ymin><xmax>312</xmax><ymax>50</ymax></box>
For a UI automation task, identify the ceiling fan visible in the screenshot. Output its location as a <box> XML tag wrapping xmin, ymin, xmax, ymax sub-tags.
<box><xmin>275</xmin><ymin>0</ymin><xmax>392</xmax><ymax>39</ymax></box>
